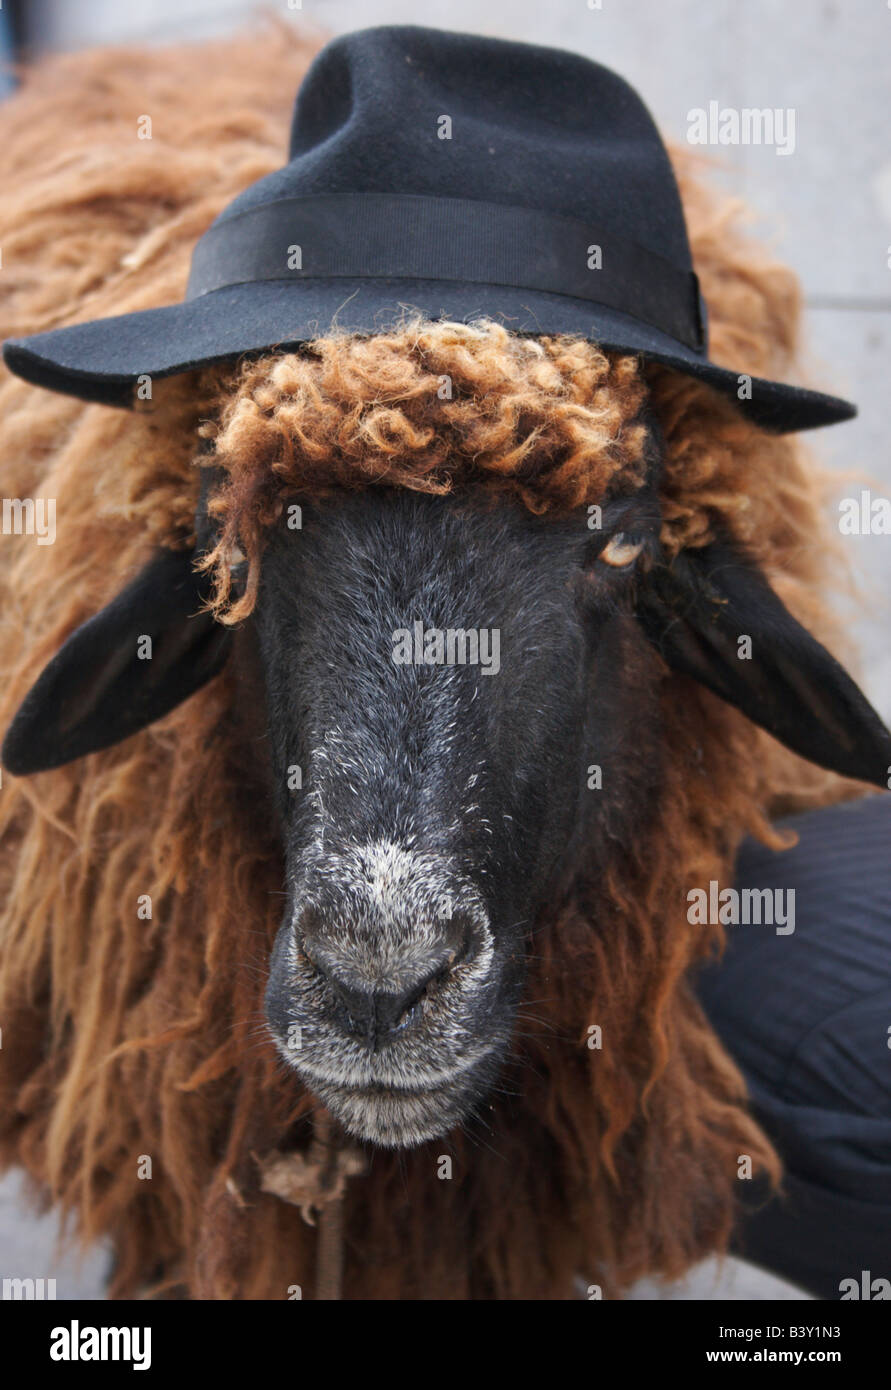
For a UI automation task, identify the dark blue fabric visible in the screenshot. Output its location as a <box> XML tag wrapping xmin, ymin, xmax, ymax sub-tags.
<box><xmin>0</xmin><ymin>8</ymin><xmax>14</xmax><ymax>101</ymax></box>
<box><xmin>699</xmin><ymin>795</ymin><xmax>891</xmax><ymax>1297</ymax></box>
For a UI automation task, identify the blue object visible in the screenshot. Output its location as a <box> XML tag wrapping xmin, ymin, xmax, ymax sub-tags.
<box><xmin>700</xmin><ymin>795</ymin><xmax>891</xmax><ymax>1298</ymax></box>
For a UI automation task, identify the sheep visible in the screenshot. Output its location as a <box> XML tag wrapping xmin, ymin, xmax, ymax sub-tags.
<box><xmin>0</xmin><ymin>26</ymin><xmax>887</xmax><ymax>1302</ymax></box>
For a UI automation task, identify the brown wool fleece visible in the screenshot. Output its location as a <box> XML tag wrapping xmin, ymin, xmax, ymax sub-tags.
<box><xmin>197</xmin><ymin>328</ymin><xmax>650</xmax><ymax>622</ymax></box>
<box><xmin>0</xmin><ymin>29</ymin><xmax>861</xmax><ymax>1299</ymax></box>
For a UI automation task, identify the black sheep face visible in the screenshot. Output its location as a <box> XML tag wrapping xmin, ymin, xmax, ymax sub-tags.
<box><xmin>4</xmin><ymin>471</ymin><xmax>890</xmax><ymax>1148</ymax></box>
<box><xmin>256</xmin><ymin>486</ymin><xmax>665</xmax><ymax>1146</ymax></box>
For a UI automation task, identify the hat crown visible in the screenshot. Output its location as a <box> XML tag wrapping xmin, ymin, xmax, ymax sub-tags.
<box><xmin>3</xmin><ymin>24</ymin><xmax>855</xmax><ymax>432</ymax></box>
<box><xmin>215</xmin><ymin>25</ymin><xmax>692</xmax><ymax>270</ymax></box>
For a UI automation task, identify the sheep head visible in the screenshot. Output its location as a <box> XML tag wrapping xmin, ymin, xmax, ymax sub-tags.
<box><xmin>4</xmin><ymin>329</ymin><xmax>890</xmax><ymax>1149</ymax></box>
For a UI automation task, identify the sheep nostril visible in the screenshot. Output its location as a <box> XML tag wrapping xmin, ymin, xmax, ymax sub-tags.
<box><xmin>296</xmin><ymin>912</ymin><xmax>480</xmax><ymax>1046</ymax></box>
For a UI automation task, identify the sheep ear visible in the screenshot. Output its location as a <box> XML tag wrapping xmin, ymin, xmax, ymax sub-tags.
<box><xmin>2</xmin><ymin>548</ymin><xmax>232</xmax><ymax>775</ymax></box>
<box><xmin>637</xmin><ymin>540</ymin><xmax>891</xmax><ymax>787</ymax></box>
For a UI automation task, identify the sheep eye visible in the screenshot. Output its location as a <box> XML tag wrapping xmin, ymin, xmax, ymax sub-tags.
<box><xmin>599</xmin><ymin>532</ymin><xmax>645</xmax><ymax>569</ymax></box>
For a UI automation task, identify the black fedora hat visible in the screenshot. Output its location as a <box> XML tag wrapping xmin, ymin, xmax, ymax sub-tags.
<box><xmin>2</xmin><ymin>25</ymin><xmax>854</xmax><ymax>434</ymax></box>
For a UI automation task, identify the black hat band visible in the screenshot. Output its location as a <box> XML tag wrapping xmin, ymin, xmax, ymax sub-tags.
<box><xmin>186</xmin><ymin>193</ymin><xmax>706</xmax><ymax>352</ymax></box>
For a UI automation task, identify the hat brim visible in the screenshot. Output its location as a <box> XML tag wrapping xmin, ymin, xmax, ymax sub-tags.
<box><xmin>3</xmin><ymin>277</ymin><xmax>855</xmax><ymax>433</ymax></box>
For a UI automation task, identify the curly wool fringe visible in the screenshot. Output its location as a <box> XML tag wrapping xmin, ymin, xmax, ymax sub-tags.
<box><xmin>197</xmin><ymin>316</ymin><xmax>841</xmax><ymax>674</ymax></box>
<box><xmin>198</xmin><ymin>327</ymin><xmax>650</xmax><ymax>621</ymax></box>
<box><xmin>0</xmin><ymin>28</ymin><xmax>856</xmax><ymax>1300</ymax></box>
